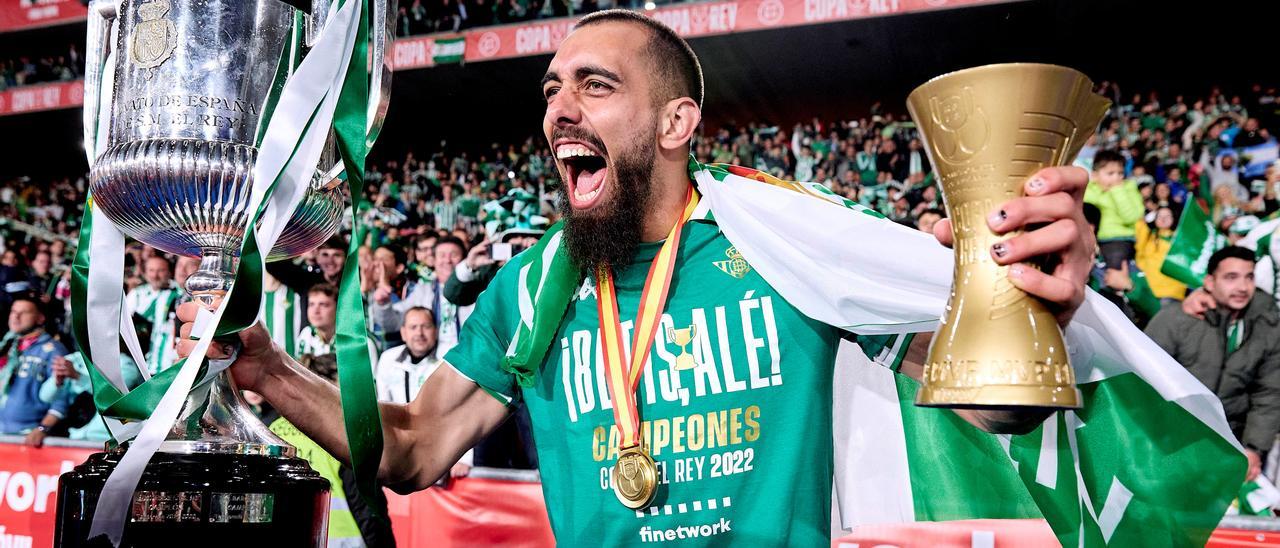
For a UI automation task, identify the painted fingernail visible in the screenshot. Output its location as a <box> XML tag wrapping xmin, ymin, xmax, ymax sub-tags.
<box><xmin>989</xmin><ymin>209</ymin><xmax>1007</xmax><ymax>227</ymax></box>
<box><xmin>1009</xmin><ymin>264</ymin><xmax>1024</xmax><ymax>278</ymax></box>
<box><xmin>1028</xmin><ymin>177</ymin><xmax>1046</xmax><ymax>193</ymax></box>
<box><xmin>992</xmin><ymin>243</ymin><xmax>1009</xmax><ymax>258</ymax></box>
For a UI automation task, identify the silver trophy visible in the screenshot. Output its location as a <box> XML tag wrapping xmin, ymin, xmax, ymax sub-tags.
<box><xmin>57</xmin><ymin>0</ymin><xmax>394</xmax><ymax>544</ymax></box>
<box><xmin>82</xmin><ymin>0</ymin><xmax>392</xmax><ymax>457</ymax></box>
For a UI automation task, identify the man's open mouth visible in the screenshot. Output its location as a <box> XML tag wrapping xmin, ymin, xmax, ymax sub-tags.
<box><xmin>557</xmin><ymin>140</ymin><xmax>609</xmax><ymax>209</ymax></box>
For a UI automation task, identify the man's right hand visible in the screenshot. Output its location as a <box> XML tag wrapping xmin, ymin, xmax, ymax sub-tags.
<box><xmin>466</xmin><ymin>239</ymin><xmax>495</xmax><ymax>270</ymax></box>
<box><xmin>175</xmin><ymin>301</ymin><xmax>281</xmax><ymax>392</ymax></box>
<box><xmin>1246</xmin><ymin>448</ymin><xmax>1263</xmax><ymax>482</ymax></box>
<box><xmin>52</xmin><ymin>355</ymin><xmax>79</xmax><ymax>387</ymax></box>
<box><xmin>1182</xmin><ymin>287</ymin><xmax>1217</xmax><ymax>319</ymax></box>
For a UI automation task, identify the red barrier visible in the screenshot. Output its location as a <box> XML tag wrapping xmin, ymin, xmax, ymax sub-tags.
<box><xmin>0</xmin><ymin>441</ymin><xmax>98</xmax><ymax>548</ymax></box>
<box><xmin>5</xmin><ymin>440</ymin><xmax>1276</xmax><ymax>547</ymax></box>
<box><xmin>832</xmin><ymin>519</ymin><xmax>1280</xmax><ymax>548</ymax></box>
<box><xmin>0</xmin><ymin>439</ymin><xmax>554</xmax><ymax>547</ymax></box>
<box><xmin>0</xmin><ymin>0</ymin><xmax>86</xmax><ymax>33</ymax></box>
<box><xmin>386</xmin><ymin>477</ymin><xmax>555</xmax><ymax>547</ymax></box>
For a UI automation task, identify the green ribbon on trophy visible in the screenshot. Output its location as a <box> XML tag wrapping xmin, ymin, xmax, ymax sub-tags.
<box><xmin>71</xmin><ymin>0</ymin><xmax>386</xmax><ymax>542</ymax></box>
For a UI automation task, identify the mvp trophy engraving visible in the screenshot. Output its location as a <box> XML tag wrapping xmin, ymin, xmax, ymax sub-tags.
<box><xmin>667</xmin><ymin>325</ymin><xmax>698</xmax><ymax>371</ymax></box>
<box><xmin>55</xmin><ymin>0</ymin><xmax>394</xmax><ymax>544</ymax></box>
<box><xmin>905</xmin><ymin>63</ymin><xmax>1109</xmax><ymax>409</ymax></box>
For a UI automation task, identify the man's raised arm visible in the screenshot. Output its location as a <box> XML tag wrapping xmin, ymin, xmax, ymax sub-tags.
<box><xmin>176</xmin><ymin>302</ymin><xmax>510</xmax><ymax>493</ymax></box>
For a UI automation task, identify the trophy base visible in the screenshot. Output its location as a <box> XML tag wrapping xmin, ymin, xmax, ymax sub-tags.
<box><xmin>55</xmin><ymin>451</ymin><xmax>330</xmax><ymax>547</ymax></box>
<box><xmin>915</xmin><ymin>384</ymin><xmax>1081</xmax><ymax>410</ymax></box>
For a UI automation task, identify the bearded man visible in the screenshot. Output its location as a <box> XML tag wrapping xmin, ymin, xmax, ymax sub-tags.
<box><xmin>179</xmin><ymin>11</ymin><xmax>1109</xmax><ymax>545</ymax></box>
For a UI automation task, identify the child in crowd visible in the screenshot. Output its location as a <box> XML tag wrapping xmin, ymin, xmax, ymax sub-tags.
<box><xmin>1084</xmin><ymin>150</ymin><xmax>1145</xmax><ymax>269</ymax></box>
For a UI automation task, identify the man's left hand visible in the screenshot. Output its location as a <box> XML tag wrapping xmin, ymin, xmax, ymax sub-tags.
<box><xmin>24</xmin><ymin>428</ymin><xmax>46</xmax><ymax>448</ymax></box>
<box><xmin>1246</xmin><ymin>448</ymin><xmax>1263</xmax><ymax>482</ymax></box>
<box><xmin>932</xmin><ymin>166</ymin><xmax>1094</xmax><ymax>327</ymax></box>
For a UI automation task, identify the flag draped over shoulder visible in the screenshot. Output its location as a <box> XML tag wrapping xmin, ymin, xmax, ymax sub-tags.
<box><xmin>507</xmin><ymin>158</ymin><xmax>1246</xmax><ymax>547</ymax></box>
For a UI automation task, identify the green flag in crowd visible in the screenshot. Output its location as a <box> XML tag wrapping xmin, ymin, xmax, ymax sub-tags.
<box><xmin>432</xmin><ymin>37</ymin><xmax>465</xmax><ymax>65</ymax></box>
<box><xmin>1161</xmin><ymin>202</ymin><xmax>1227</xmax><ymax>288</ymax></box>
<box><xmin>1126</xmin><ymin>269</ymin><xmax>1162</xmax><ymax>319</ymax></box>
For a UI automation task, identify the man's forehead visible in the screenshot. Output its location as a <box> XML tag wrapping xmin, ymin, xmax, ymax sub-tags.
<box><xmin>546</xmin><ymin>23</ymin><xmax>649</xmax><ymax>79</ymax></box>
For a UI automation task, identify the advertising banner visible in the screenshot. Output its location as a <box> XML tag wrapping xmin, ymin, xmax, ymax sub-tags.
<box><xmin>0</xmin><ymin>0</ymin><xmax>86</xmax><ymax>33</ymax></box>
<box><xmin>0</xmin><ymin>81</ymin><xmax>84</xmax><ymax>116</ymax></box>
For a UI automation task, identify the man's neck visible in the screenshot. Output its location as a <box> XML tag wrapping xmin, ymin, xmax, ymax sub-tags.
<box><xmin>15</xmin><ymin>328</ymin><xmax>43</xmax><ymax>343</ymax></box>
<box><xmin>406</xmin><ymin>345</ymin><xmax>436</xmax><ymax>362</ymax></box>
<box><xmin>316</xmin><ymin>326</ymin><xmax>335</xmax><ymax>341</ymax></box>
<box><xmin>639</xmin><ymin>156</ymin><xmax>694</xmax><ymax>243</ymax></box>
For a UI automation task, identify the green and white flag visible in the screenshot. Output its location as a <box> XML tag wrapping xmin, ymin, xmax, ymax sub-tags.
<box><xmin>1161</xmin><ymin>202</ymin><xmax>1227</xmax><ymax>289</ymax></box>
<box><xmin>1233</xmin><ymin>477</ymin><xmax>1280</xmax><ymax>516</ymax></box>
<box><xmin>433</xmin><ymin>36</ymin><xmax>465</xmax><ymax>65</ymax></box>
<box><xmin>506</xmin><ymin>159</ymin><xmax>1245</xmax><ymax>547</ymax></box>
<box><xmin>1240</xmin><ymin>217</ymin><xmax>1280</xmax><ymax>302</ymax></box>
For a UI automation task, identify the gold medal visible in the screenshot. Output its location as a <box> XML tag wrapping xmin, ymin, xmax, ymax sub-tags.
<box><xmin>613</xmin><ymin>445</ymin><xmax>658</xmax><ymax>510</ymax></box>
<box><xmin>597</xmin><ymin>187</ymin><xmax>699</xmax><ymax>511</ymax></box>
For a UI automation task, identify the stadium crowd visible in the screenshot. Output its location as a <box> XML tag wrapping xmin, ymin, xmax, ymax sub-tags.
<box><xmin>0</xmin><ymin>44</ymin><xmax>82</xmax><ymax>90</ymax></box>
<box><xmin>2</xmin><ymin>81</ymin><xmax>1280</xmax><ymax>516</ymax></box>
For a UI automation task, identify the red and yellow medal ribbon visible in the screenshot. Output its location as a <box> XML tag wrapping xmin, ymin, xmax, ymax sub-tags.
<box><xmin>597</xmin><ymin>186</ymin><xmax>699</xmax><ymax>452</ymax></box>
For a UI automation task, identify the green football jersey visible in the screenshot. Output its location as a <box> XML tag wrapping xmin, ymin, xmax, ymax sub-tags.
<box><xmin>446</xmin><ymin>219</ymin><xmax>907</xmax><ymax>546</ymax></box>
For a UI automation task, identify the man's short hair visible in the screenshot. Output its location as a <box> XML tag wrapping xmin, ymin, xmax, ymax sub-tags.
<box><xmin>403</xmin><ymin>306</ymin><xmax>436</xmax><ymax>327</ymax></box>
<box><xmin>920</xmin><ymin>208</ymin><xmax>946</xmax><ymax>219</ymax></box>
<box><xmin>434</xmin><ymin>235</ymin><xmax>468</xmax><ymax>254</ymax></box>
<box><xmin>1093</xmin><ymin>150</ymin><xmax>1124</xmax><ymax>171</ymax></box>
<box><xmin>1082</xmin><ymin>203</ymin><xmax>1102</xmax><ymax>235</ymax></box>
<box><xmin>308</xmin><ymin>282</ymin><xmax>339</xmax><ymax>300</ymax></box>
<box><xmin>9</xmin><ymin>293</ymin><xmax>44</xmax><ymax>317</ymax></box>
<box><xmin>574</xmin><ymin>9</ymin><xmax>705</xmax><ymax>107</ymax></box>
<box><xmin>320</xmin><ymin>236</ymin><xmax>347</xmax><ymax>252</ymax></box>
<box><xmin>377</xmin><ymin>244</ymin><xmax>408</xmax><ymax>266</ymax></box>
<box><xmin>145</xmin><ymin>255</ymin><xmax>172</xmax><ymax>270</ymax></box>
<box><xmin>1207</xmin><ymin>246</ymin><xmax>1256</xmax><ymax>276</ymax></box>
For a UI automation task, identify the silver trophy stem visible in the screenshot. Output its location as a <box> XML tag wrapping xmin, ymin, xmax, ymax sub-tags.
<box><xmin>186</xmin><ymin>247</ymin><xmax>236</xmax><ymax>310</ymax></box>
<box><xmin>161</xmin><ymin>368</ymin><xmax>295</xmax><ymax>457</ymax></box>
<box><xmin>166</xmin><ymin>248</ymin><xmax>294</xmax><ymax>457</ymax></box>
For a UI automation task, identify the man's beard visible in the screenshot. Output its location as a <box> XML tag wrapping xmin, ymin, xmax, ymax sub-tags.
<box><xmin>557</xmin><ymin>129</ymin><xmax>657</xmax><ymax>272</ymax></box>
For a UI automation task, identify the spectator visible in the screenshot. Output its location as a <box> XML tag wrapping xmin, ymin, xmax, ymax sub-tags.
<box><xmin>915</xmin><ymin>208</ymin><xmax>944</xmax><ymax>235</ymax></box>
<box><xmin>296</xmin><ymin>283</ymin><xmax>339</xmax><ymax>362</ymax></box>
<box><xmin>262</xmin><ymin>273</ymin><xmax>303</xmax><ymax>358</ymax></box>
<box><xmin>1134</xmin><ymin>205</ymin><xmax>1186</xmax><ymax>302</ymax></box>
<box><xmin>1084</xmin><ymin>150</ymin><xmax>1145</xmax><ymax>270</ymax></box>
<box><xmin>1145</xmin><ymin>246</ymin><xmax>1280</xmax><ymax>482</ymax></box>
<box><xmin>124</xmin><ymin>255</ymin><xmax>180</xmax><ymax>375</ymax></box>
<box><xmin>375</xmin><ymin>307</ymin><xmax>441</xmax><ymax>403</ymax></box>
<box><xmin>0</xmin><ymin>295</ymin><xmax>71</xmax><ymax>446</ymax></box>
<box><xmin>268</xmin><ymin>236</ymin><xmax>347</xmax><ymax>319</ymax></box>
<box><xmin>370</xmin><ymin>236</ymin><xmax>471</xmax><ymax>358</ymax></box>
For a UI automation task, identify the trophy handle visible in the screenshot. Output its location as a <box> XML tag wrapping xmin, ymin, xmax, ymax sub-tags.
<box><xmin>309</xmin><ymin>0</ymin><xmax>395</xmax><ymax>188</ymax></box>
<box><xmin>365</xmin><ymin>0</ymin><xmax>395</xmax><ymax>148</ymax></box>
<box><xmin>83</xmin><ymin>0</ymin><xmax>120</xmax><ymax>164</ymax></box>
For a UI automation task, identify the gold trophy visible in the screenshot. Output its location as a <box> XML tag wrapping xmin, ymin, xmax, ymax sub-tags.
<box><xmin>905</xmin><ymin>63</ymin><xmax>1110</xmax><ymax>409</ymax></box>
